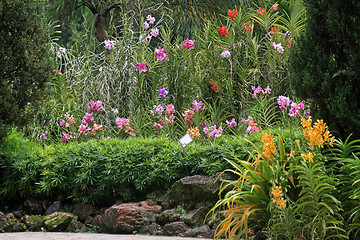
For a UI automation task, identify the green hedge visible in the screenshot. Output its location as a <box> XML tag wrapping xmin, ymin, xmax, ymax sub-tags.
<box><xmin>0</xmin><ymin>128</ymin><xmax>298</xmax><ymax>207</ymax></box>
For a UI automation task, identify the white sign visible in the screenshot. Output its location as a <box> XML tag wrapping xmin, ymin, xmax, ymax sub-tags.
<box><xmin>179</xmin><ymin>133</ymin><xmax>193</xmax><ymax>149</ymax></box>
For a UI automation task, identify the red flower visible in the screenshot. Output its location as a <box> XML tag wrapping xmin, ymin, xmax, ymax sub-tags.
<box><xmin>210</xmin><ymin>79</ymin><xmax>219</xmax><ymax>92</ymax></box>
<box><xmin>257</xmin><ymin>7</ymin><xmax>266</xmax><ymax>16</ymax></box>
<box><xmin>272</xmin><ymin>4</ymin><xmax>279</xmax><ymax>11</ymax></box>
<box><xmin>242</xmin><ymin>21</ymin><xmax>252</xmax><ymax>33</ymax></box>
<box><xmin>287</xmin><ymin>39</ymin><xmax>292</xmax><ymax>47</ymax></box>
<box><xmin>227</xmin><ymin>9</ymin><xmax>238</xmax><ymax>20</ymax></box>
<box><xmin>269</xmin><ymin>26</ymin><xmax>279</xmax><ymax>36</ymax></box>
<box><xmin>218</xmin><ymin>26</ymin><xmax>230</xmax><ymax>36</ymax></box>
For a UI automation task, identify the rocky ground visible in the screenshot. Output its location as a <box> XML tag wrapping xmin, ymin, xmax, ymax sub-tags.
<box><xmin>0</xmin><ymin>174</ymin><xmax>236</xmax><ymax>239</ymax></box>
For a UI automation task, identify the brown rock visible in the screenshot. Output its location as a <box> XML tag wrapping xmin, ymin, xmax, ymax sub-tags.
<box><xmin>161</xmin><ymin>221</ymin><xmax>190</xmax><ymax>236</ymax></box>
<box><xmin>73</xmin><ymin>202</ymin><xmax>95</xmax><ymax>222</ymax></box>
<box><xmin>23</xmin><ymin>197</ymin><xmax>43</xmax><ymax>215</ymax></box>
<box><xmin>158</xmin><ymin>209</ymin><xmax>181</xmax><ymax>225</ymax></box>
<box><xmin>96</xmin><ymin>199</ymin><xmax>162</xmax><ymax>233</ymax></box>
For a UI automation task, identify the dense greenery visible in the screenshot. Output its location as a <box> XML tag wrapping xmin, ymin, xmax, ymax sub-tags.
<box><xmin>291</xmin><ymin>0</ymin><xmax>360</xmax><ymax>139</ymax></box>
<box><xmin>0</xmin><ymin>0</ymin><xmax>52</xmax><ymax>140</ymax></box>
<box><xmin>1</xmin><ymin>0</ymin><xmax>360</xmax><ymax>239</ymax></box>
<box><xmin>0</xmin><ymin>128</ymin><xmax>296</xmax><ymax>207</ymax></box>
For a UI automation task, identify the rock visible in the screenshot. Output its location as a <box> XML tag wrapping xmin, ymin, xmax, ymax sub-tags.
<box><xmin>161</xmin><ymin>221</ymin><xmax>190</xmax><ymax>236</ymax></box>
<box><xmin>183</xmin><ymin>205</ymin><xmax>211</xmax><ymax>228</ymax></box>
<box><xmin>96</xmin><ymin>199</ymin><xmax>162</xmax><ymax>234</ymax></box>
<box><xmin>67</xmin><ymin>220</ymin><xmax>90</xmax><ymax>232</ymax></box>
<box><xmin>22</xmin><ymin>215</ymin><xmax>44</xmax><ymax>231</ymax></box>
<box><xmin>146</xmin><ymin>190</ymin><xmax>170</xmax><ymax>210</ymax></box>
<box><xmin>84</xmin><ymin>216</ymin><xmax>93</xmax><ymax>225</ymax></box>
<box><xmin>23</xmin><ymin>197</ymin><xmax>43</xmax><ymax>215</ymax></box>
<box><xmin>73</xmin><ymin>202</ymin><xmax>95</xmax><ymax>222</ymax></box>
<box><xmin>0</xmin><ymin>212</ymin><xmax>26</xmax><ymax>232</ymax></box>
<box><xmin>45</xmin><ymin>201</ymin><xmax>63</xmax><ymax>216</ymax></box>
<box><xmin>184</xmin><ymin>225</ymin><xmax>211</xmax><ymax>238</ymax></box>
<box><xmin>170</xmin><ymin>173</ymin><xmax>236</xmax><ymax>210</ymax></box>
<box><xmin>12</xmin><ymin>210</ymin><xmax>23</xmax><ymax>218</ymax></box>
<box><xmin>138</xmin><ymin>222</ymin><xmax>162</xmax><ymax>235</ymax></box>
<box><xmin>169</xmin><ymin>175</ymin><xmax>220</xmax><ymax>209</ymax></box>
<box><xmin>143</xmin><ymin>211</ymin><xmax>157</xmax><ymax>225</ymax></box>
<box><xmin>158</xmin><ymin>209</ymin><xmax>181</xmax><ymax>225</ymax></box>
<box><xmin>43</xmin><ymin>212</ymin><xmax>78</xmax><ymax>231</ymax></box>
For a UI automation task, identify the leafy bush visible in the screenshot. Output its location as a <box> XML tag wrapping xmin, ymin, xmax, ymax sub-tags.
<box><xmin>0</xmin><ymin>130</ymin><xmax>278</xmax><ymax>207</ymax></box>
<box><xmin>0</xmin><ymin>0</ymin><xmax>52</xmax><ymax>139</ymax></box>
<box><xmin>290</xmin><ymin>0</ymin><xmax>360</xmax><ymax>139</ymax></box>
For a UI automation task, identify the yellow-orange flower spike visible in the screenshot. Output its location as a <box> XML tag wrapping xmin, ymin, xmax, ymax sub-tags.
<box><xmin>301</xmin><ymin>151</ymin><xmax>314</xmax><ymax>163</ymax></box>
<box><xmin>262</xmin><ymin>132</ymin><xmax>276</xmax><ymax>159</ymax></box>
<box><xmin>301</xmin><ymin>117</ymin><xmax>335</xmax><ymax>148</ymax></box>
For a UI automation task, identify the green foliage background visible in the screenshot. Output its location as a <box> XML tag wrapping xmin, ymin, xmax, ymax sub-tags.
<box><xmin>0</xmin><ymin>0</ymin><xmax>52</xmax><ymax>140</ymax></box>
<box><xmin>290</xmin><ymin>0</ymin><xmax>360</xmax><ymax>139</ymax></box>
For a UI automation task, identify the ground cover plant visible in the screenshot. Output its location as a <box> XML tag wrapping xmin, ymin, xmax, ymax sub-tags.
<box><xmin>1</xmin><ymin>0</ymin><xmax>360</xmax><ymax>239</ymax></box>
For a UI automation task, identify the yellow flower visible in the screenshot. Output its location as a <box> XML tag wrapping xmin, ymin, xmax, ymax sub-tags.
<box><xmin>301</xmin><ymin>117</ymin><xmax>335</xmax><ymax>148</ymax></box>
<box><xmin>271</xmin><ymin>185</ymin><xmax>286</xmax><ymax>209</ymax></box>
<box><xmin>301</xmin><ymin>151</ymin><xmax>314</xmax><ymax>163</ymax></box>
<box><xmin>271</xmin><ymin>186</ymin><xmax>282</xmax><ymax>198</ymax></box>
<box><xmin>278</xmin><ymin>198</ymin><xmax>287</xmax><ymax>209</ymax></box>
<box><xmin>262</xmin><ymin>132</ymin><xmax>276</xmax><ymax>160</ymax></box>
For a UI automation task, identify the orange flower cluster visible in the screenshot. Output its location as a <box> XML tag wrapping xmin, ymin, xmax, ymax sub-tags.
<box><xmin>262</xmin><ymin>131</ymin><xmax>276</xmax><ymax>159</ymax></box>
<box><xmin>301</xmin><ymin>117</ymin><xmax>335</xmax><ymax>148</ymax></box>
<box><xmin>188</xmin><ymin>126</ymin><xmax>200</xmax><ymax>139</ymax></box>
<box><xmin>271</xmin><ymin>186</ymin><xmax>286</xmax><ymax>209</ymax></box>
<box><xmin>301</xmin><ymin>151</ymin><xmax>314</xmax><ymax>163</ymax></box>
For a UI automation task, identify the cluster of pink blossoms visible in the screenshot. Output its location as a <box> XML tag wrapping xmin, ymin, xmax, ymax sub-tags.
<box><xmin>181</xmin><ymin>39</ymin><xmax>195</xmax><ymax>50</ymax></box>
<box><xmin>143</xmin><ymin>15</ymin><xmax>159</xmax><ymax>40</ymax></box>
<box><xmin>104</xmin><ymin>40</ymin><xmax>117</xmax><ymax>50</ymax></box>
<box><xmin>78</xmin><ymin>100</ymin><xmax>103</xmax><ymax>137</ymax></box>
<box><xmin>203</xmin><ymin>124</ymin><xmax>223</xmax><ymax>139</ymax></box>
<box><xmin>134</xmin><ymin>62</ymin><xmax>147</xmax><ymax>73</ymax></box>
<box><xmin>183</xmin><ymin>109</ymin><xmax>195</xmax><ymax>125</ymax></box>
<box><xmin>151</xmin><ymin>104</ymin><xmax>175</xmax><ymax>129</ymax></box>
<box><xmin>240</xmin><ymin>116</ymin><xmax>260</xmax><ymax>135</ymax></box>
<box><xmin>272</xmin><ymin>42</ymin><xmax>284</xmax><ymax>53</ymax></box>
<box><xmin>192</xmin><ymin>100</ymin><xmax>206</xmax><ymax>112</ymax></box>
<box><xmin>89</xmin><ymin>100</ymin><xmax>102</xmax><ymax>112</ymax></box>
<box><xmin>182</xmin><ymin>100</ymin><xmax>206</xmax><ymax>125</ymax></box>
<box><xmin>277</xmin><ymin>96</ymin><xmax>306</xmax><ymax>118</ymax></box>
<box><xmin>155</xmin><ymin>48</ymin><xmax>168</xmax><ymax>61</ymax></box>
<box><xmin>61</xmin><ymin>132</ymin><xmax>73</xmax><ymax>142</ymax></box>
<box><xmin>41</xmin><ymin>131</ymin><xmax>49</xmax><ymax>140</ymax></box>
<box><xmin>225</xmin><ymin>118</ymin><xmax>237</xmax><ymax>127</ymax></box>
<box><xmin>115</xmin><ymin>117</ymin><xmax>136</xmax><ymax>136</ymax></box>
<box><xmin>251</xmin><ymin>85</ymin><xmax>271</xmax><ymax>99</ymax></box>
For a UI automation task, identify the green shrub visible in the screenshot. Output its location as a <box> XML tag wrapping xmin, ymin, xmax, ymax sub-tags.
<box><xmin>290</xmin><ymin>0</ymin><xmax>360</xmax><ymax>139</ymax></box>
<box><xmin>0</xmin><ymin>0</ymin><xmax>52</xmax><ymax>140</ymax></box>
<box><xmin>0</xmin><ymin>128</ymin><xmax>299</xmax><ymax>207</ymax></box>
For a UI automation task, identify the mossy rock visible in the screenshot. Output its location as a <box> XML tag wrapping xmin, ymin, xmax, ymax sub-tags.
<box><xmin>43</xmin><ymin>212</ymin><xmax>78</xmax><ymax>231</ymax></box>
<box><xmin>22</xmin><ymin>215</ymin><xmax>44</xmax><ymax>231</ymax></box>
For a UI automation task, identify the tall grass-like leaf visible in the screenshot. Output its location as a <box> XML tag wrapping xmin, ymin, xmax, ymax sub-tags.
<box><xmin>249</xmin><ymin>95</ymin><xmax>280</xmax><ymax>128</ymax></box>
<box><xmin>293</xmin><ymin>161</ymin><xmax>347</xmax><ymax>239</ymax></box>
